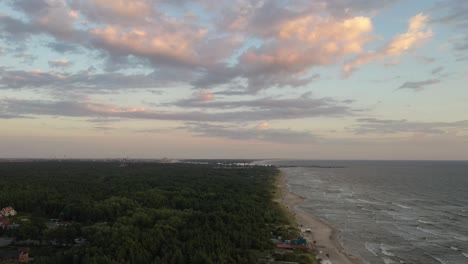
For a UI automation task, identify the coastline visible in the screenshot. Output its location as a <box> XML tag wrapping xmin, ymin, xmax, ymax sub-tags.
<box><xmin>277</xmin><ymin>170</ymin><xmax>363</xmax><ymax>264</ymax></box>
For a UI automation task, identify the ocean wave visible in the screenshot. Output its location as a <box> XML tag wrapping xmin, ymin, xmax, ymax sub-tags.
<box><xmin>416</xmin><ymin>227</ymin><xmax>441</xmax><ymax>236</ymax></box>
<box><xmin>392</xmin><ymin>203</ymin><xmax>412</xmax><ymax>209</ymax></box>
<box><xmin>382</xmin><ymin>257</ymin><xmax>397</xmax><ymax>264</ymax></box>
<box><xmin>417</xmin><ymin>218</ymin><xmax>435</xmax><ymax>225</ymax></box>
<box><xmin>453</xmin><ymin>234</ymin><xmax>468</xmax><ymax>242</ymax></box>
<box><xmin>357</xmin><ymin>198</ymin><xmax>384</xmax><ymax>206</ymax></box>
<box><xmin>380</xmin><ymin>244</ymin><xmax>396</xmax><ymax>257</ymax></box>
<box><xmin>450</xmin><ymin>246</ymin><xmax>459</xmax><ymax>251</ymax></box>
<box><xmin>462</xmin><ymin>252</ymin><xmax>468</xmax><ymax>258</ymax></box>
<box><xmin>431</xmin><ymin>256</ymin><xmax>448</xmax><ymax>264</ymax></box>
<box><xmin>364</xmin><ymin>242</ymin><xmax>379</xmax><ymax>256</ymax></box>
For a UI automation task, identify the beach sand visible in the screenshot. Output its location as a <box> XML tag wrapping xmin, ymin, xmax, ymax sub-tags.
<box><xmin>278</xmin><ymin>171</ymin><xmax>363</xmax><ymax>264</ymax></box>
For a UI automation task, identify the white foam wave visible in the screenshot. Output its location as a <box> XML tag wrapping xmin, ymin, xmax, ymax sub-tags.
<box><xmin>417</xmin><ymin>227</ymin><xmax>440</xmax><ymax>236</ymax></box>
<box><xmin>417</xmin><ymin>218</ymin><xmax>434</xmax><ymax>225</ymax></box>
<box><xmin>462</xmin><ymin>252</ymin><xmax>468</xmax><ymax>258</ymax></box>
<box><xmin>382</xmin><ymin>257</ymin><xmax>397</xmax><ymax>264</ymax></box>
<box><xmin>357</xmin><ymin>198</ymin><xmax>383</xmax><ymax>205</ymax></box>
<box><xmin>450</xmin><ymin>246</ymin><xmax>459</xmax><ymax>251</ymax></box>
<box><xmin>432</xmin><ymin>256</ymin><xmax>448</xmax><ymax>264</ymax></box>
<box><xmin>453</xmin><ymin>234</ymin><xmax>468</xmax><ymax>242</ymax></box>
<box><xmin>380</xmin><ymin>244</ymin><xmax>397</xmax><ymax>257</ymax></box>
<box><xmin>393</xmin><ymin>203</ymin><xmax>412</xmax><ymax>209</ymax></box>
<box><xmin>365</xmin><ymin>242</ymin><xmax>379</xmax><ymax>256</ymax></box>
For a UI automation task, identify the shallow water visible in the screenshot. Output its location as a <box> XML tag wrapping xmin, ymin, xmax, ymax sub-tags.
<box><xmin>271</xmin><ymin>160</ymin><xmax>468</xmax><ymax>264</ymax></box>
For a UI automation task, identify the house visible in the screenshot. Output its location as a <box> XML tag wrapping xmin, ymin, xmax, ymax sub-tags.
<box><xmin>0</xmin><ymin>217</ymin><xmax>10</xmax><ymax>229</ymax></box>
<box><xmin>0</xmin><ymin>247</ymin><xmax>29</xmax><ymax>263</ymax></box>
<box><xmin>18</xmin><ymin>247</ymin><xmax>29</xmax><ymax>263</ymax></box>
<box><xmin>0</xmin><ymin>207</ymin><xmax>17</xmax><ymax>217</ymax></box>
<box><xmin>285</xmin><ymin>236</ymin><xmax>307</xmax><ymax>245</ymax></box>
<box><xmin>0</xmin><ymin>251</ymin><xmax>17</xmax><ymax>262</ymax></box>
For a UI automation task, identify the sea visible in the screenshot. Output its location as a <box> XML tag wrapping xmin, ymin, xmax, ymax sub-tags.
<box><xmin>266</xmin><ymin>160</ymin><xmax>468</xmax><ymax>264</ymax></box>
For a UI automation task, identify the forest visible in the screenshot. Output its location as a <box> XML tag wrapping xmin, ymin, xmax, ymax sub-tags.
<box><xmin>0</xmin><ymin>161</ymin><xmax>311</xmax><ymax>263</ymax></box>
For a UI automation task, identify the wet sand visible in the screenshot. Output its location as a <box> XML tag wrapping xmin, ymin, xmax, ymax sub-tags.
<box><xmin>278</xmin><ymin>171</ymin><xmax>363</xmax><ymax>264</ymax></box>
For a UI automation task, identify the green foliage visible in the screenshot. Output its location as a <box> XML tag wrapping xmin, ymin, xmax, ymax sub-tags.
<box><xmin>0</xmin><ymin>162</ymin><xmax>284</xmax><ymax>263</ymax></box>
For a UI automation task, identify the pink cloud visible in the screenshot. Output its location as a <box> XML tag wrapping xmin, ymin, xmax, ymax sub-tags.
<box><xmin>76</xmin><ymin>0</ymin><xmax>153</xmax><ymax>23</ymax></box>
<box><xmin>197</xmin><ymin>90</ymin><xmax>215</xmax><ymax>102</ymax></box>
<box><xmin>90</xmin><ymin>25</ymin><xmax>208</xmax><ymax>65</ymax></box>
<box><xmin>238</xmin><ymin>15</ymin><xmax>375</xmax><ymax>82</ymax></box>
<box><xmin>256</xmin><ymin>122</ymin><xmax>270</xmax><ymax>130</ymax></box>
<box><xmin>343</xmin><ymin>14</ymin><xmax>432</xmax><ymax>76</ymax></box>
<box><xmin>92</xmin><ymin>0</ymin><xmax>150</xmax><ymax>18</ymax></box>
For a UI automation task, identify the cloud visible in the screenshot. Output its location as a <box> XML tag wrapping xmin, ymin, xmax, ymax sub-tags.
<box><xmin>196</xmin><ymin>14</ymin><xmax>374</xmax><ymax>92</ymax></box>
<box><xmin>0</xmin><ymin>14</ymin><xmax>40</xmax><ymax>41</ymax></box>
<box><xmin>0</xmin><ymin>92</ymin><xmax>353</xmax><ymax>122</ymax></box>
<box><xmin>256</xmin><ymin>122</ymin><xmax>270</xmax><ymax>130</ymax></box>
<box><xmin>48</xmin><ymin>59</ymin><xmax>72</xmax><ymax>68</ymax></box>
<box><xmin>47</xmin><ymin>42</ymin><xmax>81</xmax><ymax>53</ymax></box>
<box><xmin>353</xmin><ymin>118</ymin><xmax>468</xmax><ymax>135</ymax></box>
<box><xmin>344</xmin><ymin>14</ymin><xmax>432</xmax><ymax>76</ymax></box>
<box><xmin>430</xmin><ymin>0</ymin><xmax>468</xmax><ymax>53</ymax></box>
<box><xmin>89</xmin><ymin>25</ymin><xmax>207</xmax><ymax>67</ymax></box>
<box><xmin>168</xmin><ymin>92</ymin><xmax>353</xmax><ymax>119</ymax></box>
<box><xmin>397</xmin><ymin>79</ymin><xmax>440</xmax><ymax>91</ymax></box>
<box><xmin>76</xmin><ymin>0</ymin><xmax>153</xmax><ymax>23</ymax></box>
<box><xmin>0</xmin><ymin>68</ymin><xmax>183</xmax><ymax>91</ymax></box>
<box><xmin>185</xmin><ymin>123</ymin><xmax>317</xmax><ymax>144</ymax></box>
<box><xmin>431</xmin><ymin>66</ymin><xmax>444</xmax><ymax>75</ymax></box>
<box><xmin>1</xmin><ymin>0</ymin><xmax>440</xmax><ymax>95</ymax></box>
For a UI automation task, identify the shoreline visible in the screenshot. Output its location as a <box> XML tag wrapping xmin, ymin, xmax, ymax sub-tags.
<box><xmin>277</xmin><ymin>170</ymin><xmax>363</xmax><ymax>264</ymax></box>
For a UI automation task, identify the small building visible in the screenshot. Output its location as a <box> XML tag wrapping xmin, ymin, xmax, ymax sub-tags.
<box><xmin>0</xmin><ymin>218</ymin><xmax>10</xmax><ymax>229</ymax></box>
<box><xmin>285</xmin><ymin>236</ymin><xmax>307</xmax><ymax>245</ymax></box>
<box><xmin>0</xmin><ymin>247</ymin><xmax>29</xmax><ymax>263</ymax></box>
<box><xmin>18</xmin><ymin>247</ymin><xmax>29</xmax><ymax>263</ymax></box>
<box><xmin>0</xmin><ymin>207</ymin><xmax>17</xmax><ymax>217</ymax></box>
<box><xmin>0</xmin><ymin>251</ymin><xmax>17</xmax><ymax>262</ymax></box>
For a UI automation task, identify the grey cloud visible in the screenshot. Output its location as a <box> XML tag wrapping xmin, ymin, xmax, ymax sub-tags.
<box><xmin>0</xmin><ymin>15</ymin><xmax>39</xmax><ymax>41</ymax></box>
<box><xmin>323</xmin><ymin>0</ymin><xmax>399</xmax><ymax>17</ymax></box>
<box><xmin>353</xmin><ymin>118</ymin><xmax>468</xmax><ymax>135</ymax></box>
<box><xmin>48</xmin><ymin>59</ymin><xmax>72</xmax><ymax>68</ymax></box>
<box><xmin>398</xmin><ymin>79</ymin><xmax>440</xmax><ymax>91</ymax></box>
<box><xmin>0</xmin><ymin>94</ymin><xmax>352</xmax><ymax>123</ymax></box>
<box><xmin>93</xmin><ymin>126</ymin><xmax>115</xmax><ymax>131</ymax></box>
<box><xmin>454</xmin><ymin>38</ymin><xmax>468</xmax><ymax>51</ymax></box>
<box><xmin>169</xmin><ymin>92</ymin><xmax>350</xmax><ymax>117</ymax></box>
<box><xmin>0</xmin><ymin>69</ymin><xmax>177</xmax><ymax>91</ymax></box>
<box><xmin>47</xmin><ymin>42</ymin><xmax>81</xmax><ymax>54</ymax></box>
<box><xmin>419</xmin><ymin>56</ymin><xmax>436</xmax><ymax>64</ymax></box>
<box><xmin>193</xmin><ymin>61</ymin><xmax>321</xmax><ymax>93</ymax></box>
<box><xmin>431</xmin><ymin>0</ymin><xmax>468</xmax><ymax>53</ymax></box>
<box><xmin>431</xmin><ymin>66</ymin><xmax>444</xmax><ymax>75</ymax></box>
<box><xmin>14</xmin><ymin>52</ymin><xmax>37</xmax><ymax>64</ymax></box>
<box><xmin>0</xmin><ymin>113</ymin><xmax>31</xmax><ymax>119</ymax></box>
<box><xmin>185</xmin><ymin>123</ymin><xmax>317</xmax><ymax>144</ymax></box>
<box><xmin>8</xmin><ymin>0</ymin><xmax>50</xmax><ymax>14</ymax></box>
<box><xmin>135</xmin><ymin>128</ymin><xmax>174</xmax><ymax>133</ymax></box>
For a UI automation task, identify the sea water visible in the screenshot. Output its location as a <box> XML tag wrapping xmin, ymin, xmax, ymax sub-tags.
<box><xmin>271</xmin><ymin>160</ymin><xmax>468</xmax><ymax>264</ymax></box>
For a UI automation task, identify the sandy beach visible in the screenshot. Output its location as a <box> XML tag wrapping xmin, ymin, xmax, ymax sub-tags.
<box><xmin>278</xmin><ymin>171</ymin><xmax>363</xmax><ymax>264</ymax></box>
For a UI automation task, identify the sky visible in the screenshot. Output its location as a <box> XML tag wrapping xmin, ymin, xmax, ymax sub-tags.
<box><xmin>0</xmin><ymin>0</ymin><xmax>467</xmax><ymax>160</ymax></box>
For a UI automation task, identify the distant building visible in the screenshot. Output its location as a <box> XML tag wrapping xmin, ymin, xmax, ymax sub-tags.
<box><xmin>0</xmin><ymin>207</ymin><xmax>17</xmax><ymax>217</ymax></box>
<box><xmin>0</xmin><ymin>217</ymin><xmax>10</xmax><ymax>229</ymax></box>
<box><xmin>285</xmin><ymin>236</ymin><xmax>307</xmax><ymax>245</ymax></box>
<box><xmin>18</xmin><ymin>248</ymin><xmax>29</xmax><ymax>263</ymax></box>
<box><xmin>0</xmin><ymin>247</ymin><xmax>29</xmax><ymax>263</ymax></box>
